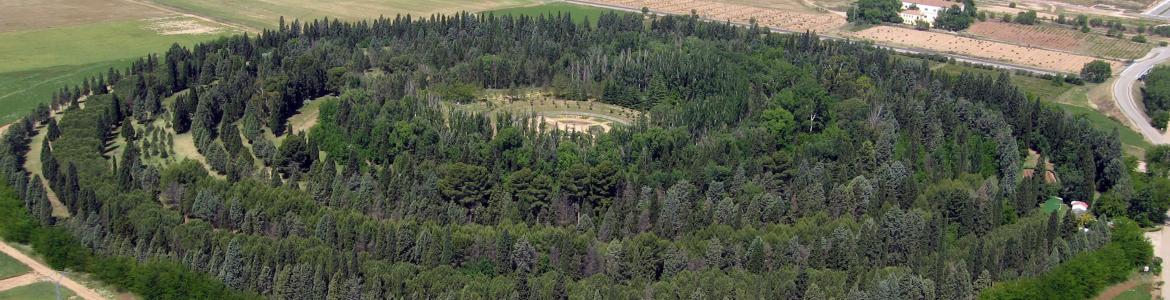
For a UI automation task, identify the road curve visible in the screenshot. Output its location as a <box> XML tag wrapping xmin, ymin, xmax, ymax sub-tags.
<box><xmin>1112</xmin><ymin>47</ymin><xmax>1170</xmax><ymax>145</ymax></box>
<box><xmin>0</xmin><ymin>241</ymin><xmax>106</xmax><ymax>300</ymax></box>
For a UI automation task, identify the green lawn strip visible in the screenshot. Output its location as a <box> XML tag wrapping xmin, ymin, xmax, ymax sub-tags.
<box><xmin>0</xmin><ymin>282</ymin><xmax>77</xmax><ymax>300</ymax></box>
<box><xmin>1055</xmin><ymin>103</ymin><xmax>1151</xmax><ymax>153</ymax></box>
<box><xmin>0</xmin><ymin>251</ymin><xmax>30</xmax><ymax>280</ymax></box>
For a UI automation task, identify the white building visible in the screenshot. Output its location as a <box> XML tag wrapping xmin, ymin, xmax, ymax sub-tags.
<box><xmin>900</xmin><ymin>0</ymin><xmax>963</xmax><ymax>25</ymax></box>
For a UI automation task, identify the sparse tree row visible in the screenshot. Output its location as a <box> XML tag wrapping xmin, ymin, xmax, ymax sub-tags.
<box><xmin>0</xmin><ymin>10</ymin><xmax>1161</xmax><ymax>300</ymax></box>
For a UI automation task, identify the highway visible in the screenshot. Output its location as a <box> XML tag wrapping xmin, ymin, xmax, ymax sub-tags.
<box><xmin>1112</xmin><ymin>47</ymin><xmax>1170</xmax><ymax>145</ymax></box>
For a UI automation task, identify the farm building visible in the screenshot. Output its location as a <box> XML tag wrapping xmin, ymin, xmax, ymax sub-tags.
<box><xmin>900</xmin><ymin>0</ymin><xmax>963</xmax><ymax>25</ymax></box>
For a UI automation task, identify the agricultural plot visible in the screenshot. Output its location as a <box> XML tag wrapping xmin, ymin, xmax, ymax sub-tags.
<box><xmin>851</xmin><ymin>26</ymin><xmax>1115</xmax><ymax>74</ymax></box>
<box><xmin>582</xmin><ymin>0</ymin><xmax>846</xmax><ymax>32</ymax></box>
<box><xmin>152</xmin><ymin>0</ymin><xmax>548</xmax><ymax>30</ymax></box>
<box><xmin>0</xmin><ymin>17</ymin><xmax>233</xmax><ymax>74</ymax></box>
<box><xmin>967</xmin><ymin>22</ymin><xmax>1153</xmax><ymax>60</ymax></box>
<box><xmin>0</xmin><ymin>0</ymin><xmax>236</xmax><ymax>127</ymax></box>
<box><xmin>0</xmin><ymin>0</ymin><xmax>167</xmax><ymax>32</ymax></box>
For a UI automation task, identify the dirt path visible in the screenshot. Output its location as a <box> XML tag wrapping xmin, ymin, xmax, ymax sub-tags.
<box><xmin>0</xmin><ymin>273</ymin><xmax>40</xmax><ymax>292</ymax></box>
<box><xmin>0</xmin><ymin>241</ymin><xmax>105</xmax><ymax>299</ymax></box>
<box><xmin>1094</xmin><ymin>274</ymin><xmax>1150</xmax><ymax>300</ymax></box>
<box><xmin>1145</xmin><ymin>227</ymin><xmax>1170</xmax><ymax>300</ymax></box>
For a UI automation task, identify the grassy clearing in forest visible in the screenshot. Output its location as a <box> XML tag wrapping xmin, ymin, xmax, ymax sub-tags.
<box><xmin>0</xmin><ymin>251</ymin><xmax>29</xmax><ymax>281</ymax></box>
<box><xmin>0</xmin><ymin>282</ymin><xmax>76</xmax><ymax>300</ymax></box>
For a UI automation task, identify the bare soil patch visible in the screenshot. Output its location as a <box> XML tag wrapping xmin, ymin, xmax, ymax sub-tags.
<box><xmin>145</xmin><ymin>16</ymin><xmax>223</xmax><ymax>35</ymax></box>
<box><xmin>541</xmin><ymin>115</ymin><xmax>613</xmax><ymax>133</ymax></box>
<box><xmin>850</xmin><ymin>26</ymin><xmax>1118</xmax><ymax>73</ymax></box>
<box><xmin>0</xmin><ymin>0</ymin><xmax>169</xmax><ymax>32</ymax></box>
<box><xmin>584</xmin><ymin>0</ymin><xmax>846</xmax><ymax>32</ymax></box>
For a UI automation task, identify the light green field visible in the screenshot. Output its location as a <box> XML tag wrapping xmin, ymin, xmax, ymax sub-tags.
<box><xmin>0</xmin><ymin>17</ymin><xmax>232</xmax><ymax>125</ymax></box>
<box><xmin>0</xmin><ymin>59</ymin><xmax>131</xmax><ymax>125</ymax></box>
<box><xmin>0</xmin><ymin>18</ymin><xmax>232</xmax><ymax>74</ymax></box>
<box><xmin>488</xmin><ymin>2</ymin><xmax>625</xmax><ymax>23</ymax></box>
<box><xmin>0</xmin><ymin>251</ymin><xmax>30</xmax><ymax>280</ymax></box>
<box><xmin>934</xmin><ymin>62</ymin><xmax>1149</xmax><ymax>153</ymax></box>
<box><xmin>153</xmin><ymin>0</ymin><xmax>548</xmax><ymax>29</ymax></box>
<box><xmin>1058</xmin><ymin>103</ymin><xmax>1151</xmax><ymax>151</ymax></box>
<box><xmin>935</xmin><ymin>64</ymin><xmax>1075</xmax><ymax>99</ymax></box>
<box><xmin>0</xmin><ymin>282</ymin><xmax>77</xmax><ymax>300</ymax></box>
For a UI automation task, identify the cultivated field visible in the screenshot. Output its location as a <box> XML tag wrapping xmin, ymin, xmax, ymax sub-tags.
<box><xmin>0</xmin><ymin>0</ymin><xmax>168</xmax><ymax>32</ymax></box>
<box><xmin>582</xmin><ymin>0</ymin><xmax>846</xmax><ymax>32</ymax></box>
<box><xmin>152</xmin><ymin>0</ymin><xmax>550</xmax><ymax>30</ymax></box>
<box><xmin>851</xmin><ymin>26</ymin><xmax>1116</xmax><ymax>73</ymax></box>
<box><xmin>967</xmin><ymin>22</ymin><xmax>1153</xmax><ymax>60</ymax></box>
<box><xmin>0</xmin><ymin>17</ymin><xmax>232</xmax><ymax>74</ymax></box>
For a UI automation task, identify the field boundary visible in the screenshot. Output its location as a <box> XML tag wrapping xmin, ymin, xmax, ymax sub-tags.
<box><xmin>566</xmin><ymin>0</ymin><xmax>1068</xmax><ymax>75</ymax></box>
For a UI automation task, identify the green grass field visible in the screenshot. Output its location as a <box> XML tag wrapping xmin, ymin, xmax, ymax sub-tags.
<box><xmin>0</xmin><ymin>251</ymin><xmax>30</xmax><ymax>280</ymax></box>
<box><xmin>935</xmin><ymin>64</ymin><xmax>1074</xmax><ymax>99</ymax></box>
<box><xmin>0</xmin><ymin>282</ymin><xmax>76</xmax><ymax>300</ymax></box>
<box><xmin>1057</xmin><ymin>103</ymin><xmax>1151</xmax><ymax>151</ymax></box>
<box><xmin>0</xmin><ymin>60</ymin><xmax>131</xmax><ymax>125</ymax></box>
<box><xmin>0</xmin><ymin>17</ymin><xmax>231</xmax><ymax>125</ymax></box>
<box><xmin>154</xmin><ymin>0</ymin><xmax>547</xmax><ymax>30</ymax></box>
<box><xmin>0</xmin><ymin>18</ymin><xmax>231</xmax><ymax>74</ymax></box>
<box><xmin>488</xmin><ymin>2</ymin><xmax>624</xmax><ymax>23</ymax></box>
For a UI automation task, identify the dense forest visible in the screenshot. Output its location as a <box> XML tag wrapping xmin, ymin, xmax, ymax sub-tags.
<box><xmin>0</xmin><ymin>9</ymin><xmax>1164</xmax><ymax>300</ymax></box>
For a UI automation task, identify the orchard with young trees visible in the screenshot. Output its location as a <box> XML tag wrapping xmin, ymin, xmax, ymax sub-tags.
<box><xmin>0</xmin><ymin>9</ymin><xmax>1159</xmax><ymax>300</ymax></box>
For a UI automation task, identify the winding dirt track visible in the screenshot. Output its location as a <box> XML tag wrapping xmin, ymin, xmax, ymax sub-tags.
<box><xmin>0</xmin><ymin>241</ymin><xmax>105</xmax><ymax>299</ymax></box>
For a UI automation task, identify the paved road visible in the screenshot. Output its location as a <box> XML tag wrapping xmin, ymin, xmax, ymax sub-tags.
<box><xmin>1112</xmin><ymin>47</ymin><xmax>1170</xmax><ymax>145</ymax></box>
<box><xmin>0</xmin><ymin>241</ymin><xmax>106</xmax><ymax>300</ymax></box>
<box><xmin>566</xmin><ymin>0</ymin><xmax>1057</xmax><ymax>76</ymax></box>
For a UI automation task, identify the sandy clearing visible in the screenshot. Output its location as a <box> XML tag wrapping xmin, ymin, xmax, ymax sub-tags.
<box><xmin>144</xmin><ymin>16</ymin><xmax>222</xmax><ymax>35</ymax></box>
<box><xmin>171</xmin><ymin>133</ymin><xmax>224</xmax><ymax>179</ymax></box>
<box><xmin>0</xmin><ymin>241</ymin><xmax>104</xmax><ymax>299</ymax></box>
<box><xmin>1146</xmin><ymin>227</ymin><xmax>1170</xmax><ymax>300</ymax></box>
<box><xmin>541</xmin><ymin>115</ymin><xmax>613</xmax><ymax>133</ymax></box>
<box><xmin>0</xmin><ymin>273</ymin><xmax>41</xmax><ymax>292</ymax></box>
<box><xmin>849</xmin><ymin>26</ymin><xmax>1118</xmax><ymax>74</ymax></box>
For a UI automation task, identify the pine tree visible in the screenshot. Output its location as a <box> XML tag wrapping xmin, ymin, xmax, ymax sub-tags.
<box><xmin>220</xmin><ymin>237</ymin><xmax>246</xmax><ymax>290</ymax></box>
